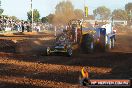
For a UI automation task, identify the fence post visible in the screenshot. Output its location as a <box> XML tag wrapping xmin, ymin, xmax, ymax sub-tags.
<box><xmin>75</xmin><ymin>27</ymin><xmax>78</xmax><ymax>43</ymax></box>
<box><xmin>55</xmin><ymin>26</ymin><xmax>57</xmax><ymax>36</ymax></box>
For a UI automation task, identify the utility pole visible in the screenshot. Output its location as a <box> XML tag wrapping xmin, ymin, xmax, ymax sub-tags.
<box><xmin>31</xmin><ymin>0</ymin><xmax>33</xmax><ymax>31</ymax></box>
<box><xmin>126</xmin><ymin>0</ymin><xmax>128</xmax><ymax>4</ymax></box>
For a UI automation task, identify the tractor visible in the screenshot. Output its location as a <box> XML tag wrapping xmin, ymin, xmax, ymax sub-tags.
<box><xmin>67</xmin><ymin>19</ymin><xmax>116</xmax><ymax>52</ymax></box>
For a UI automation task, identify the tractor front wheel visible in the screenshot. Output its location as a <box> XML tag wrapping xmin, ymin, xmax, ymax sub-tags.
<box><xmin>67</xmin><ymin>48</ymin><xmax>72</xmax><ymax>57</ymax></box>
<box><xmin>46</xmin><ymin>47</ymin><xmax>51</xmax><ymax>56</ymax></box>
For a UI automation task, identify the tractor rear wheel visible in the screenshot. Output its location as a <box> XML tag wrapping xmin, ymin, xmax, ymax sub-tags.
<box><xmin>82</xmin><ymin>34</ymin><xmax>94</xmax><ymax>53</ymax></box>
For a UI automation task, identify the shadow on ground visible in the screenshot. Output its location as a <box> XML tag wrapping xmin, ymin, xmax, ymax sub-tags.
<box><xmin>0</xmin><ymin>82</ymin><xmax>49</xmax><ymax>88</ymax></box>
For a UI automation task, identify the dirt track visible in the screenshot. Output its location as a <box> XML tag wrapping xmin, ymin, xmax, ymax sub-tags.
<box><xmin>0</xmin><ymin>32</ymin><xmax>132</xmax><ymax>88</ymax></box>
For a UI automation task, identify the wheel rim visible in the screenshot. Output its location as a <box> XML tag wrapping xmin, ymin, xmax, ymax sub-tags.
<box><xmin>68</xmin><ymin>49</ymin><xmax>72</xmax><ymax>56</ymax></box>
<box><xmin>90</xmin><ymin>42</ymin><xmax>94</xmax><ymax>50</ymax></box>
<box><xmin>109</xmin><ymin>39</ymin><xmax>112</xmax><ymax>49</ymax></box>
<box><xmin>47</xmin><ymin>47</ymin><xmax>50</xmax><ymax>55</ymax></box>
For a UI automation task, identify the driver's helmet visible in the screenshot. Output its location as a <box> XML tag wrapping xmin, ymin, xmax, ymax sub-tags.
<box><xmin>59</xmin><ymin>35</ymin><xmax>66</xmax><ymax>42</ymax></box>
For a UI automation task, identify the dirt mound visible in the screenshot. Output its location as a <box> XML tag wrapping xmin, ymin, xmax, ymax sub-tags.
<box><xmin>15</xmin><ymin>37</ymin><xmax>55</xmax><ymax>55</ymax></box>
<box><xmin>0</xmin><ymin>39</ymin><xmax>16</xmax><ymax>53</ymax></box>
<box><xmin>0</xmin><ymin>32</ymin><xmax>55</xmax><ymax>54</ymax></box>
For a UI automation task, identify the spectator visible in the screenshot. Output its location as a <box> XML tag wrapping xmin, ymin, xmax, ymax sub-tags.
<box><xmin>35</xmin><ymin>24</ymin><xmax>40</xmax><ymax>32</ymax></box>
<box><xmin>21</xmin><ymin>22</ymin><xmax>24</xmax><ymax>32</ymax></box>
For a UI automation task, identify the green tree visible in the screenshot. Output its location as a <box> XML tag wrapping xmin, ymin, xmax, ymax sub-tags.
<box><xmin>125</xmin><ymin>3</ymin><xmax>132</xmax><ymax>24</ymax></box>
<box><xmin>27</xmin><ymin>9</ymin><xmax>40</xmax><ymax>22</ymax></box>
<box><xmin>41</xmin><ymin>14</ymin><xmax>55</xmax><ymax>24</ymax></box>
<box><xmin>125</xmin><ymin>3</ymin><xmax>132</xmax><ymax>14</ymax></box>
<box><xmin>10</xmin><ymin>16</ymin><xmax>18</xmax><ymax>20</ymax></box>
<box><xmin>47</xmin><ymin>14</ymin><xmax>55</xmax><ymax>24</ymax></box>
<box><xmin>0</xmin><ymin>8</ymin><xmax>4</xmax><ymax>15</ymax></box>
<box><xmin>41</xmin><ymin>17</ymin><xmax>48</xmax><ymax>23</ymax></box>
<box><xmin>93</xmin><ymin>6</ymin><xmax>111</xmax><ymax>20</ymax></box>
<box><xmin>112</xmin><ymin>9</ymin><xmax>128</xmax><ymax>20</ymax></box>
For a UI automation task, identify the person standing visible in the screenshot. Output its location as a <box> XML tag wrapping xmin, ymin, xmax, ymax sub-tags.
<box><xmin>21</xmin><ymin>22</ymin><xmax>24</xmax><ymax>32</ymax></box>
<box><xmin>36</xmin><ymin>24</ymin><xmax>40</xmax><ymax>32</ymax></box>
<box><xmin>26</xmin><ymin>22</ymin><xmax>30</xmax><ymax>32</ymax></box>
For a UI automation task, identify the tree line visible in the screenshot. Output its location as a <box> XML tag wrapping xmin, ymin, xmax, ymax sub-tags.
<box><xmin>37</xmin><ymin>1</ymin><xmax>130</xmax><ymax>25</ymax></box>
<box><xmin>1</xmin><ymin>1</ymin><xmax>131</xmax><ymax>25</ymax></box>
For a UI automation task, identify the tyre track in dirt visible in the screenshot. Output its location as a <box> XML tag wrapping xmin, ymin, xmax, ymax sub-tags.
<box><xmin>0</xmin><ymin>32</ymin><xmax>131</xmax><ymax>88</ymax></box>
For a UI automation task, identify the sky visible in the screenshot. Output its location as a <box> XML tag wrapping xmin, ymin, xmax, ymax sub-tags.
<box><xmin>1</xmin><ymin>0</ymin><xmax>132</xmax><ymax>20</ymax></box>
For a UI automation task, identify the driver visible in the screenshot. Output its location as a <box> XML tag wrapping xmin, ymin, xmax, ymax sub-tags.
<box><xmin>59</xmin><ymin>35</ymin><xmax>66</xmax><ymax>42</ymax></box>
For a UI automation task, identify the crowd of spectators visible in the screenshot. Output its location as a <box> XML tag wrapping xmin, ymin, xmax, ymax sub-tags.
<box><xmin>0</xmin><ymin>16</ymin><xmax>33</xmax><ymax>32</ymax></box>
<box><xmin>0</xmin><ymin>16</ymin><xmax>49</xmax><ymax>32</ymax></box>
<box><xmin>0</xmin><ymin>15</ymin><xmax>65</xmax><ymax>33</ymax></box>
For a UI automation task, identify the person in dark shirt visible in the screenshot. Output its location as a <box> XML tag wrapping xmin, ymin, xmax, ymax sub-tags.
<box><xmin>21</xmin><ymin>22</ymin><xmax>24</xmax><ymax>32</ymax></box>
